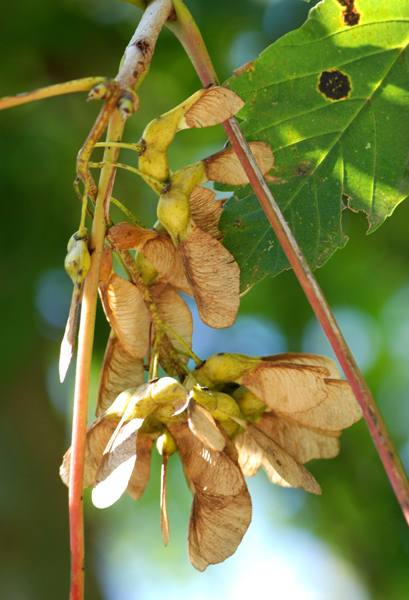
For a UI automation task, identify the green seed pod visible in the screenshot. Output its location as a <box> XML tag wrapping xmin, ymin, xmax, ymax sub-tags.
<box><xmin>64</xmin><ymin>230</ymin><xmax>91</xmax><ymax>286</ymax></box>
<box><xmin>194</xmin><ymin>353</ymin><xmax>261</xmax><ymax>386</ymax></box>
<box><xmin>232</xmin><ymin>386</ymin><xmax>267</xmax><ymax>423</ymax></box>
<box><xmin>156</xmin><ymin>428</ymin><xmax>177</xmax><ymax>457</ymax></box>
<box><xmin>157</xmin><ymin>162</ymin><xmax>207</xmax><ymax>243</ymax></box>
<box><xmin>191</xmin><ymin>386</ymin><xmax>245</xmax><ymax>430</ymax></box>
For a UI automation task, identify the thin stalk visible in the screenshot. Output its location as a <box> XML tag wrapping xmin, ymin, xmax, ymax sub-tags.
<box><xmin>149</xmin><ymin>335</ymin><xmax>161</xmax><ymax>380</ymax></box>
<box><xmin>89</xmin><ymin>160</ymin><xmax>164</xmax><ymax>195</ymax></box>
<box><xmin>95</xmin><ymin>141</ymin><xmax>143</xmax><ymax>153</ymax></box>
<box><xmin>69</xmin><ymin>109</ymin><xmax>125</xmax><ymax>600</ymax></box>
<box><xmin>162</xmin><ymin>321</ymin><xmax>202</xmax><ymax>364</ymax></box>
<box><xmin>169</xmin><ymin>0</ymin><xmax>409</xmax><ymax>525</ymax></box>
<box><xmin>0</xmin><ymin>76</ymin><xmax>106</xmax><ymax>111</ymax></box>
<box><xmin>110</xmin><ymin>197</ymin><xmax>145</xmax><ymax>228</ymax></box>
<box><xmin>69</xmin><ymin>2</ymin><xmax>174</xmax><ymax>599</ymax></box>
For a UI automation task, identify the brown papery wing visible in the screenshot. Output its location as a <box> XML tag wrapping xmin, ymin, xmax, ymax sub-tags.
<box><xmin>245</xmin><ymin>423</ymin><xmax>321</xmax><ymax>495</ymax></box>
<box><xmin>143</xmin><ymin>234</ymin><xmax>192</xmax><ymax>295</ymax></box>
<box><xmin>126</xmin><ymin>434</ymin><xmax>155</xmax><ymax>501</ymax></box>
<box><xmin>189</xmin><ymin>186</ymin><xmax>224</xmax><ymax>241</ymax></box>
<box><xmin>170</xmin><ymin>422</ymin><xmax>251</xmax><ymax>571</ymax></box>
<box><xmin>242</xmin><ymin>362</ymin><xmax>330</xmax><ymax>413</ymax></box>
<box><xmin>184</xmin><ymin>86</ymin><xmax>245</xmax><ymax>128</ymax></box>
<box><xmin>151</xmin><ymin>282</ymin><xmax>193</xmax><ymax>366</ymax></box>
<box><xmin>96</xmin><ymin>330</ymin><xmax>144</xmax><ymax>417</ymax></box>
<box><xmin>256</xmin><ymin>412</ymin><xmax>340</xmax><ymax>464</ymax></box>
<box><xmin>60</xmin><ymin>416</ymin><xmax>119</xmax><ymax>489</ymax></box>
<box><xmin>263</xmin><ymin>352</ymin><xmax>341</xmax><ymax>379</ymax></box>
<box><xmin>99</xmin><ymin>273</ymin><xmax>150</xmax><ymax>358</ymax></box>
<box><xmin>178</xmin><ymin>225</ymin><xmax>240</xmax><ymax>329</ymax></box>
<box><xmin>205</xmin><ymin>142</ymin><xmax>274</xmax><ymax>185</ymax></box>
<box><xmin>280</xmin><ymin>379</ymin><xmax>362</xmax><ymax>431</ymax></box>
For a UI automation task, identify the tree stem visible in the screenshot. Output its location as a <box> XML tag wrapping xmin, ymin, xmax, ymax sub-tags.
<box><xmin>68</xmin><ymin>2</ymin><xmax>174</xmax><ymax>599</ymax></box>
<box><xmin>69</xmin><ymin>109</ymin><xmax>125</xmax><ymax>600</ymax></box>
<box><xmin>169</xmin><ymin>0</ymin><xmax>409</xmax><ymax>526</ymax></box>
<box><xmin>0</xmin><ymin>77</ymin><xmax>106</xmax><ymax>111</ymax></box>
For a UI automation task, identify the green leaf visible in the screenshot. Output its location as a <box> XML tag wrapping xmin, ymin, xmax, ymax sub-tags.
<box><xmin>220</xmin><ymin>0</ymin><xmax>409</xmax><ymax>291</ymax></box>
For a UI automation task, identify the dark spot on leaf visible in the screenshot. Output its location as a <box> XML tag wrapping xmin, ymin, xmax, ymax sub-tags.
<box><xmin>318</xmin><ymin>69</ymin><xmax>351</xmax><ymax>101</ymax></box>
<box><xmin>296</xmin><ymin>161</ymin><xmax>313</xmax><ymax>177</ymax></box>
<box><xmin>336</xmin><ymin>0</ymin><xmax>360</xmax><ymax>26</ymax></box>
<box><xmin>234</xmin><ymin>219</ymin><xmax>242</xmax><ymax>228</ymax></box>
<box><xmin>276</xmin><ymin>460</ymin><xmax>282</xmax><ymax>467</ymax></box>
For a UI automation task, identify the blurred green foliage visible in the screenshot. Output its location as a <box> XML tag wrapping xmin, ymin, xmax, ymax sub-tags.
<box><xmin>1</xmin><ymin>1</ymin><xmax>408</xmax><ymax>599</ymax></box>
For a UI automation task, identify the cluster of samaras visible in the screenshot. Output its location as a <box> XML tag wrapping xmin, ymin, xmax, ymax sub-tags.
<box><xmin>60</xmin><ymin>85</ymin><xmax>362</xmax><ymax>571</ymax></box>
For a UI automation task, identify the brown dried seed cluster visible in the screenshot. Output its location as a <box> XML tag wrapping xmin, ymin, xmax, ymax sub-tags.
<box><xmin>59</xmin><ymin>87</ymin><xmax>360</xmax><ymax>573</ymax></box>
<box><xmin>96</xmin><ymin>245</ymin><xmax>193</xmax><ymax>415</ymax></box>
<box><xmin>60</xmin><ymin>352</ymin><xmax>362</xmax><ymax>571</ymax></box>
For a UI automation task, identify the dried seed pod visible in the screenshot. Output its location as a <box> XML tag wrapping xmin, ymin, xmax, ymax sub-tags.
<box><xmin>255</xmin><ymin>411</ymin><xmax>340</xmax><ymax>464</ymax></box>
<box><xmin>99</xmin><ymin>272</ymin><xmax>150</xmax><ymax>358</ymax></box>
<box><xmin>107</xmin><ymin>222</ymin><xmax>158</xmax><ymax>251</ymax></box>
<box><xmin>60</xmin><ymin>388</ymin><xmax>135</xmax><ymax>488</ymax></box>
<box><xmin>169</xmin><ymin>421</ymin><xmax>252</xmax><ymax>572</ymax></box>
<box><xmin>187</xmin><ymin>397</ymin><xmax>226</xmax><ymax>452</ymax></box>
<box><xmin>243</xmin><ymin>423</ymin><xmax>321</xmax><ymax>494</ymax></box>
<box><xmin>204</xmin><ymin>142</ymin><xmax>274</xmax><ymax>185</ymax></box>
<box><xmin>278</xmin><ymin>379</ymin><xmax>362</xmax><ymax>430</ymax></box>
<box><xmin>96</xmin><ymin>330</ymin><xmax>144</xmax><ymax>417</ymax></box>
<box><xmin>264</xmin><ymin>352</ymin><xmax>341</xmax><ymax>379</ymax></box>
<box><xmin>139</xmin><ymin>85</ymin><xmax>244</xmax><ymax>182</ymax></box>
<box><xmin>151</xmin><ymin>282</ymin><xmax>193</xmax><ymax>366</ymax></box>
<box><xmin>241</xmin><ymin>361</ymin><xmax>330</xmax><ymax>413</ymax></box>
<box><xmin>92</xmin><ymin>381</ymin><xmax>167</xmax><ymax>509</ymax></box>
<box><xmin>189</xmin><ymin>186</ymin><xmax>225</xmax><ymax>241</ymax></box>
<box><xmin>108</xmin><ymin>222</ymin><xmax>192</xmax><ymax>294</ymax></box>
<box><xmin>182</xmin><ymin>85</ymin><xmax>245</xmax><ymax>129</ymax></box>
<box><xmin>126</xmin><ymin>434</ymin><xmax>155</xmax><ymax>501</ymax></box>
<box><xmin>195</xmin><ymin>352</ymin><xmax>333</xmax><ymax>413</ymax></box>
<box><xmin>177</xmin><ymin>224</ymin><xmax>240</xmax><ymax>329</ymax></box>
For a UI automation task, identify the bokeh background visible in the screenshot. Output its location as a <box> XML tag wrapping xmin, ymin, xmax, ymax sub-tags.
<box><xmin>1</xmin><ymin>0</ymin><xmax>409</xmax><ymax>598</ymax></box>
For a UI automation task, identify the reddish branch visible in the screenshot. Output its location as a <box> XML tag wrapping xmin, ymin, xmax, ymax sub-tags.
<box><xmin>168</xmin><ymin>0</ymin><xmax>409</xmax><ymax>525</ymax></box>
<box><xmin>68</xmin><ymin>1</ymin><xmax>174</xmax><ymax>599</ymax></box>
